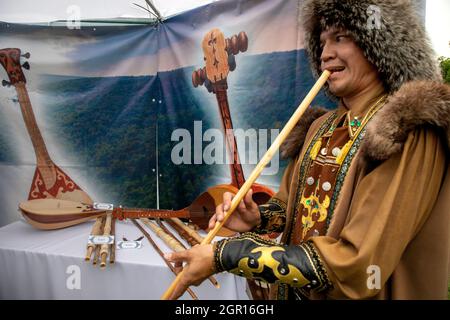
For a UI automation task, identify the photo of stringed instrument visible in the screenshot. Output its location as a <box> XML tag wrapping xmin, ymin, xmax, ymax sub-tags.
<box><xmin>192</xmin><ymin>28</ymin><xmax>275</xmax><ymax>220</ymax></box>
<box><xmin>192</xmin><ymin>29</ymin><xmax>276</xmax><ymax>299</ymax></box>
<box><xmin>0</xmin><ymin>48</ymin><xmax>92</xmax><ymax>204</ymax></box>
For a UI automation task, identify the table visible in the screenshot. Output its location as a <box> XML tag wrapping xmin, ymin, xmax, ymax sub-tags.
<box><xmin>0</xmin><ymin>219</ymin><xmax>249</xmax><ymax>300</ymax></box>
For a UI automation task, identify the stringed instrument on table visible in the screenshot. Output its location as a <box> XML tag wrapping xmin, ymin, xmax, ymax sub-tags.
<box><xmin>0</xmin><ymin>48</ymin><xmax>92</xmax><ymax>204</ymax></box>
<box><xmin>18</xmin><ymin>193</ymin><xmax>221</xmax><ymax>230</ymax></box>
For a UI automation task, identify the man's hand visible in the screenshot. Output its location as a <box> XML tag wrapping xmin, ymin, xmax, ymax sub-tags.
<box><xmin>208</xmin><ymin>189</ymin><xmax>261</xmax><ymax>233</ymax></box>
<box><xmin>164</xmin><ymin>244</ymin><xmax>215</xmax><ymax>300</ymax></box>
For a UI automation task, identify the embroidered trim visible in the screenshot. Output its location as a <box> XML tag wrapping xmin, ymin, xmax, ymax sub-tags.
<box><xmin>214</xmin><ymin>239</ymin><xmax>229</xmax><ymax>273</ymax></box>
<box><xmin>237</xmin><ymin>232</ymin><xmax>280</xmax><ymax>246</ymax></box>
<box><xmin>326</xmin><ymin>100</ymin><xmax>386</xmax><ymax>228</ymax></box>
<box><xmin>213</xmin><ymin>242</ymin><xmax>224</xmax><ymax>273</ymax></box>
<box><xmin>302</xmin><ymin>241</ymin><xmax>333</xmax><ymax>292</ymax></box>
<box><xmin>288</xmin><ymin>112</ymin><xmax>338</xmax><ymax>242</ymax></box>
<box><xmin>253</xmin><ymin>197</ymin><xmax>287</xmax><ymax>234</ymax></box>
<box><xmin>290</xmin><ymin>98</ymin><xmax>387</xmax><ymax>239</ymax></box>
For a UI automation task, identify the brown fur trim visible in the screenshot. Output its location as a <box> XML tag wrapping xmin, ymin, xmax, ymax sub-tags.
<box><xmin>280</xmin><ymin>107</ymin><xmax>328</xmax><ymax>159</ymax></box>
<box><xmin>361</xmin><ymin>81</ymin><xmax>450</xmax><ymax>161</ymax></box>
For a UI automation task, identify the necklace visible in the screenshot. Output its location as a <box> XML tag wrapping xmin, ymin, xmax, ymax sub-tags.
<box><xmin>335</xmin><ymin>94</ymin><xmax>388</xmax><ymax>164</ymax></box>
<box><xmin>345</xmin><ymin>94</ymin><xmax>388</xmax><ymax>138</ymax></box>
<box><xmin>311</xmin><ymin>94</ymin><xmax>388</xmax><ymax>162</ymax></box>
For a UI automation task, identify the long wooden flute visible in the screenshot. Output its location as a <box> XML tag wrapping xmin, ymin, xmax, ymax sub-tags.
<box><xmin>165</xmin><ymin>219</ymin><xmax>199</xmax><ymax>247</ymax></box>
<box><xmin>100</xmin><ymin>212</ymin><xmax>113</xmax><ymax>269</ymax></box>
<box><xmin>156</xmin><ymin>219</ymin><xmax>220</xmax><ymax>289</ymax></box>
<box><xmin>93</xmin><ymin>216</ymin><xmax>107</xmax><ymax>265</ymax></box>
<box><xmin>171</xmin><ymin>217</ymin><xmax>204</xmax><ymax>244</ymax></box>
<box><xmin>109</xmin><ymin>216</ymin><xmax>116</xmax><ymax>264</ymax></box>
<box><xmin>143</xmin><ymin>218</ymin><xmax>219</xmax><ymax>288</ymax></box>
<box><xmin>131</xmin><ymin>219</ymin><xmax>198</xmax><ymax>300</ymax></box>
<box><xmin>85</xmin><ymin>216</ymin><xmax>105</xmax><ymax>261</ymax></box>
<box><xmin>161</xmin><ymin>70</ymin><xmax>331</xmax><ymax>300</ymax></box>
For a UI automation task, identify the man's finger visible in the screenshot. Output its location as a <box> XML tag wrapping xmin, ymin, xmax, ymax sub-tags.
<box><xmin>165</xmin><ymin>250</ymin><xmax>190</xmax><ymax>264</ymax></box>
<box><xmin>208</xmin><ymin>214</ymin><xmax>217</xmax><ymax>230</ymax></box>
<box><xmin>223</xmin><ymin>192</ymin><xmax>235</xmax><ymax>212</ymax></box>
<box><xmin>215</xmin><ymin>204</ymin><xmax>224</xmax><ymax>222</ymax></box>
<box><xmin>243</xmin><ymin>189</ymin><xmax>254</xmax><ymax>208</ymax></box>
<box><xmin>238</xmin><ymin>199</ymin><xmax>246</xmax><ymax>211</ymax></box>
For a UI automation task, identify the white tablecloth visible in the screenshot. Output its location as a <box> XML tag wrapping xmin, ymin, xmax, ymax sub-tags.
<box><xmin>0</xmin><ymin>219</ymin><xmax>249</xmax><ymax>300</ymax></box>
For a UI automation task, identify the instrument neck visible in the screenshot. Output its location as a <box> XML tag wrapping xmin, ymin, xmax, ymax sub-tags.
<box><xmin>112</xmin><ymin>207</ymin><xmax>190</xmax><ymax>220</ymax></box>
<box><xmin>214</xmin><ymin>87</ymin><xmax>246</xmax><ymax>189</ymax></box>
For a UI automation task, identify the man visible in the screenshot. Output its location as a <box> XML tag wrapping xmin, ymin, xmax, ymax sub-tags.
<box><xmin>166</xmin><ymin>0</ymin><xmax>450</xmax><ymax>299</ymax></box>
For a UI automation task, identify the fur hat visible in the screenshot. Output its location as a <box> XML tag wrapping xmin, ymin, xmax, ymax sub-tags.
<box><xmin>300</xmin><ymin>0</ymin><xmax>441</xmax><ymax>93</ymax></box>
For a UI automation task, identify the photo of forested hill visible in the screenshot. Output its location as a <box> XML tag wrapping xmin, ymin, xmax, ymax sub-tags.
<box><xmin>28</xmin><ymin>49</ymin><xmax>335</xmax><ymax>210</ymax></box>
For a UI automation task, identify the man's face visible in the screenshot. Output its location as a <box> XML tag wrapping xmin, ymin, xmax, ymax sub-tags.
<box><xmin>319</xmin><ymin>27</ymin><xmax>381</xmax><ymax>98</ymax></box>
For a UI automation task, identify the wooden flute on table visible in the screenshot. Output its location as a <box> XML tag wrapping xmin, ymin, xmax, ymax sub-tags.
<box><xmin>84</xmin><ymin>213</ymin><xmax>115</xmax><ymax>268</ymax></box>
<box><xmin>85</xmin><ymin>216</ymin><xmax>105</xmax><ymax>261</ymax></box>
<box><xmin>149</xmin><ymin>218</ymin><xmax>220</xmax><ymax>288</ymax></box>
<box><xmin>170</xmin><ymin>218</ymin><xmax>204</xmax><ymax>244</ymax></box>
<box><xmin>109</xmin><ymin>217</ymin><xmax>117</xmax><ymax>264</ymax></box>
<box><xmin>165</xmin><ymin>219</ymin><xmax>199</xmax><ymax>247</ymax></box>
<box><xmin>161</xmin><ymin>70</ymin><xmax>331</xmax><ymax>300</ymax></box>
<box><xmin>100</xmin><ymin>213</ymin><xmax>113</xmax><ymax>268</ymax></box>
<box><xmin>131</xmin><ymin>219</ymin><xmax>199</xmax><ymax>300</ymax></box>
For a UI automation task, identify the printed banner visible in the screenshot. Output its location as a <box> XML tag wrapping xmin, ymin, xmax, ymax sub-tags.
<box><xmin>0</xmin><ymin>0</ymin><xmax>335</xmax><ymax>227</ymax></box>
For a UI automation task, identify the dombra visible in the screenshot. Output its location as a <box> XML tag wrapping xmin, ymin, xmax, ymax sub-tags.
<box><xmin>18</xmin><ymin>182</ymin><xmax>272</xmax><ymax>236</ymax></box>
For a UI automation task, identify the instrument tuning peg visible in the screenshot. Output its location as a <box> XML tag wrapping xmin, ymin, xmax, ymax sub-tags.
<box><xmin>21</xmin><ymin>52</ymin><xmax>31</xmax><ymax>59</ymax></box>
<box><xmin>2</xmin><ymin>80</ymin><xmax>11</xmax><ymax>87</ymax></box>
<box><xmin>238</xmin><ymin>32</ymin><xmax>248</xmax><ymax>52</ymax></box>
<box><xmin>22</xmin><ymin>62</ymin><xmax>30</xmax><ymax>70</ymax></box>
<box><xmin>228</xmin><ymin>54</ymin><xmax>236</xmax><ymax>72</ymax></box>
<box><xmin>204</xmin><ymin>79</ymin><xmax>213</xmax><ymax>93</ymax></box>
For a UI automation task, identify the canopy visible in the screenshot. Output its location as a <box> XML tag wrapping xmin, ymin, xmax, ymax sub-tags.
<box><xmin>0</xmin><ymin>0</ymin><xmax>218</xmax><ymax>24</ymax></box>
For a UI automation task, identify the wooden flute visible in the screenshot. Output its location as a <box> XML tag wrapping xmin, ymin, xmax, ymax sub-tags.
<box><xmin>165</xmin><ymin>219</ymin><xmax>199</xmax><ymax>247</ymax></box>
<box><xmin>109</xmin><ymin>217</ymin><xmax>117</xmax><ymax>264</ymax></box>
<box><xmin>85</xmin><ymin>216</ymin><xmax>105</xmax><ymax>261</ymax></box>
<box><xmin>93</xmin><ymin>216</ymin><xmax>107</xmax><ymax>265</ymax></box>
<box><xmin>170</xmin><ymin>217</ymin><xmax>204</xmax><ymax>244</ymax></box>
<box><xmin>131</xmin><ymin>219</ymin><xmax>198</xmax><ymax>300</ymax></box>
<box><xmin>100</xmin><ymin>212</ymin><xmax>113</xmax><ymax>269</ymax></box>
<box><xmin>155</xmin><ymin>219</ymin><xmax>220</xmax><ymax>289</ymax></box>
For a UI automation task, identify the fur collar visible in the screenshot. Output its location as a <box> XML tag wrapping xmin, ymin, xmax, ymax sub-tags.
<box><xmin>280</xmin><ymin>80</ymin><xmax>450</xmax><ymax>160</ymax></box>
<box><xmin>280</xmin><ymin>106</ymin><xmax>328</xmax><ymax>159</ymax></box>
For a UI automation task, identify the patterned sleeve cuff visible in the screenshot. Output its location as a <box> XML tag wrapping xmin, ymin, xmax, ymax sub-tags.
<box><xmin>213</xmin><ymin>233</ymin><xmax>332</xmax><ymax>293</ymax></box>
<box><xmin>252</xmin><ymin>197</ymin><xmax>287</xmax><ymax>234</ymax></box>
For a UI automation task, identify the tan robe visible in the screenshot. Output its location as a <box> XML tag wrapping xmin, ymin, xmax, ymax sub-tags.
<box><xmin>273</xmin><ymin>111</ymin><xmax>450</xmax><ymax>300</ymax></box>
